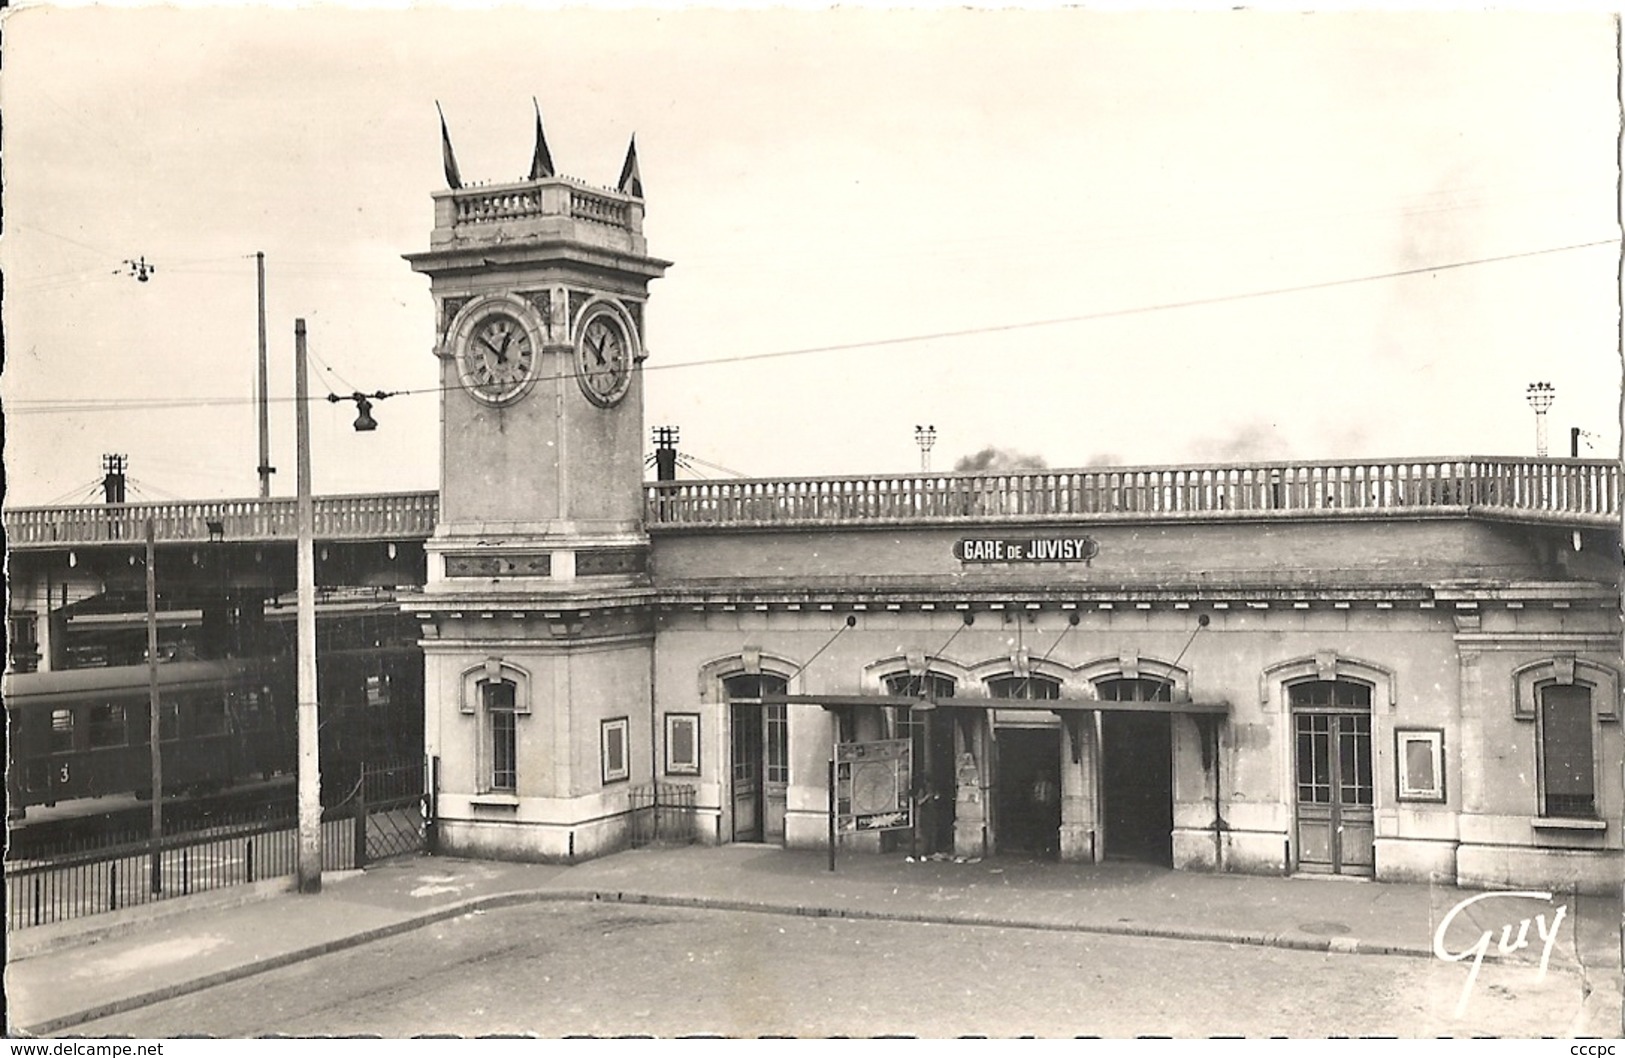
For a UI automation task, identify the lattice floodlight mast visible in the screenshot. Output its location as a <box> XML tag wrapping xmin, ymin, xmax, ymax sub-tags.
<box><xmin>915</xmin><ymin>425</ymin><xmax>937</xmax><ymax>473</ymax></box>
<box><xmin>1526</xmin><ymin>382</ymin><xmax>1556</xmax><ymax>457</ymax></box>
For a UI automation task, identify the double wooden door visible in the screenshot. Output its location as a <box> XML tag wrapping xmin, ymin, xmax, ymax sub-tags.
<box><xmin>1292</xmin><ymin>710</ymin><xmax>1374</xmax><ymax>875</ymax></box>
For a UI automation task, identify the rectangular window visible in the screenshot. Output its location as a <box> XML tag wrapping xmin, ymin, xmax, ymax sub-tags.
<box><xmin>88</xmin><ymin>703</ymin><xmax>127</xmax><ymax>748</ymax></box>
<box><xmin>1395</xmin><ymin>728</ymin><xmax>1445</xmax><ymax>802</ymax></box>
<box><xmin>764</xmin><ymin>705</ymin><xmax>788</xmax><ymax>784</ymax></box>
<box><xmin>1338</xmin><ymin>714</ymin><xmax>1373</xmax><ymax>806</ymax></box>
<box><xmin>602</xmin><ymin>717</ymin><xmax>630</xmax><ymax>784</ymax></box>
<box><xmin>485</xmin><ymin>681</ymin><xmax>517</xmax><ymax>792</ymax></box>
<box><xmin>665</xmin><ymin>713</ymin><xmax>700</xmax><ymax>775</ymax></box>
<box><xmin>134</xmin><ymin>701</ymin><xmax>182</xmax><ymax>743</ymax></box>
<box><xmin>732</xmin><ymin>705</ymin><xmax>761</xmax><ymax>784</ymax></box>
<box><xmin>1539</xmin><ymin>685</ymin><xmax>1595</xmax><ymax>818</ymax></box>
<box><xmin>194</xmin><ymin>698</ymin><xmax>228</xmax><ymax>737</ymax></box>
<box><xmin>1295</xmin><ymin>713</ymin><xmax>1332</xmax><ymax>804</ymax></box>
<box><xmin>50</xmin><ymin>708</ymin><xmax>75</xmax><ymax>753</ymax></box>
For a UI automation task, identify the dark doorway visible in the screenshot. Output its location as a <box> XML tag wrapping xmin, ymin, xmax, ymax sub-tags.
<box><xmin>1101</xmin><ymin>712</ymin><xmax>1173</xmax><ymax>864</ymax></box>
<box><xmin>995</xmin><ymin>727</ymin><xmax>1061</xmax><ymax>857</ymax></box>
<box><xmin>920</xmin><ymin>710</ymin><xmax>958</xmax><ymax>854</ymax></box>
<box><xmin>730</xmin><ymin>703</ymin><xmax>763</xmax><ymax>843</ymax></box>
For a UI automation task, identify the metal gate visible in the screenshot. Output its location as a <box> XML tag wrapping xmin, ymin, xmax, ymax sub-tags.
<box><xmin>629</xmin><ymin>782</ymin><xmax>697</xmax><ymax>847</ymax></box>
<box><xmin>338</xmin><ymin>759</ymin><xmax>427</xmax><ymax>866</ymax></box>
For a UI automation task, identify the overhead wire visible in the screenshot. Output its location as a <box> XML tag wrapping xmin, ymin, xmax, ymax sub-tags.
<box><xmin>5</xmin><ymin>236</ymin><xmax>1616</xmax><ymax>419</ymax></box>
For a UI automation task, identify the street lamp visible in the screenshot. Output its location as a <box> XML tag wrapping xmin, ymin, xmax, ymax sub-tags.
<box><xmin>1526</xmin><ymin>382</ymin><xmax>1556</xmax><ymax>457</ymax></box>
<box><xmin>915</xmin><ymin>425</ymin><xmax>937</xmax><ymax>473</ymax></box>
<box><xmin>296</xmin><ymin>322</ymin><xmax>387</xmax><ymax>894</ymax></box>
<box><xmin>327</xmin><ymin>390</ymin><xmax>391</xmax><ymax>432</ymax></box>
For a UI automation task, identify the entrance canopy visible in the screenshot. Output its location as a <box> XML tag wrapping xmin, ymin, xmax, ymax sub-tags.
<box><xmin>756</xmin><ymin>694</ymin><xmax>1229</xmax><ymax>716</ymax></box>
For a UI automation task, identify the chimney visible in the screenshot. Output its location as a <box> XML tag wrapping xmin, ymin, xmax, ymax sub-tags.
<box><xmin>652</xmin><ymin>425</ymin><xmax>679</xmax><ymax>483</ymax></box>
<box><xmin>102</xmin><ymin>453</ymin><xmax>128</xmax><ymax>504</ymax></box>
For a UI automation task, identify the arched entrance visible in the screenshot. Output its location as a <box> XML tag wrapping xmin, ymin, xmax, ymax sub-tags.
<box><xmin>726</xmin><ymin>673</ymin><xmax>788</xmax><ymax>843</ymax></box>
<box><xmin>1289</xmin><ymin>679</ymin><xmax>1374</xmax><ymax>876</ymax></box>
<box><xmin>1097</xmin><ymin>677</ymin><xmax>1175</xmax><ymax>865</ymax></box>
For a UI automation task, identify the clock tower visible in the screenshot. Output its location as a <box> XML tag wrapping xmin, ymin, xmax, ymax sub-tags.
<box><xmin>403</xmin><ymin>127</ymin><xmax>670</xmax><ymax>862</ymax></box>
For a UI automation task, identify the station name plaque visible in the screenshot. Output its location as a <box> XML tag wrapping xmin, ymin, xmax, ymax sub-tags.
<box><xmin>953</xmin><ymin>535</ymin><xmax>1098</xmax><ymax>564</ymax></box>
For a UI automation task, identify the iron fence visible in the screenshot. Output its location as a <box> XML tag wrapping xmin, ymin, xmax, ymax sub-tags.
<box><xmin>6</xmin><ymin>759</ymin><xmax>426</xmax><ymax>930</ymax></box>
<box><xmin>6</xmin><ymin>810</ymin><xmax>355</xmax><ymax>930</ymax></box>
<box><xmin>628</xmin><ymin>782</ymin><xmax>697</xmax><ymax>847</ymax></box>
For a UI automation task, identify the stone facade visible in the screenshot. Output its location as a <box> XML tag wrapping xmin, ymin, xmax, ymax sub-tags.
<box><xmin>402</xmin><ymin>166</ymin><xmax>1621</xmax><ymax>894</ymax></box>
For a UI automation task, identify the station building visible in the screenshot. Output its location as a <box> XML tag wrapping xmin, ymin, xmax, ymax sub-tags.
<box><xmin>389</xmin><ymin>139</ymin><xmax>1620</xmax><ymax>895</ymax></box>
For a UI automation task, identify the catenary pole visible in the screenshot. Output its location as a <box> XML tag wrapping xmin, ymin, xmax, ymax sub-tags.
<box><xmin>146</xmin><ymin>518</ymin><xmax>163</xmax><ymax>894</ymax></box>
<box><xmin>295</xmin><ymin>318</ymin><xmax>322</xmax><ymax>893</ymax></box>
<box><xmin>256</xmin><ymin>252</ymin><xmax>272</xmax><ymax>497</ymax></box>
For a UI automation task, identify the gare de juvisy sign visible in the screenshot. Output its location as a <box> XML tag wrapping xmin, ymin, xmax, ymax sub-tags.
<box><xmin>954</xmin><ymin>535</ymin><xmax>1098</xmax><ymax>563</ymax></box>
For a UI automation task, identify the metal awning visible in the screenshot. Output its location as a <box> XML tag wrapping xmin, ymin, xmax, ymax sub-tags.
<box><xmin>752</xmin><ymin>694</ymin><xmax>1229</xmax><ymax>716</ymax></box>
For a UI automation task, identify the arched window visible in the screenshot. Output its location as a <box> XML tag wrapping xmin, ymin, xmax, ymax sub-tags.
<box><xmin>988</xmin><ymin>674</ymin><xmax>1061</xmax><ymax>700</ymax></box>
<box><xmin>1514</xmin><ymin>657</ymin><xmax>1616</xmax><ymax>821</ymax></box>
<box><xmin>1095</xmin><ymin>677</ymin><xmax>1172</xmax><ymax>703</ymax></box>
<box><xmin>461</xmin><ymin>659</ymin><xmax>531</xmax><ymax>795</ymax></box>
<box><xmin>1288</xmin><ymin>680</ymin><xmax>1372</xmax><ymax>810</ymax></box>
<box><xmin>885</xmin><ymin>671</ymin><xmax>955</xmax><ymax>765</ymax></box>
<box><xmin>885</xmin><ymin>672</ymin><xmax>957</xmax><ymax>699</ymax></box>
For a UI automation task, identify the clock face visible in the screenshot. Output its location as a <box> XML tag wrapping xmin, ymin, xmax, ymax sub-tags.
<box><xmin>459</xmin><ymin>313</ymin><xmax>536</xmax><ymax>404</ymax></box>
<box><xmin>575</xmin><ymin>311</ymin><xmax>633</xmax><ymax>407</ymax></box>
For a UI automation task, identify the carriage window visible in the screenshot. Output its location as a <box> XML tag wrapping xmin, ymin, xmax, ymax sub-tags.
<box><xmin>50</xmin><ymin>709</ymin><xmax>75</xmax><ymax>753</ymax></box>
<box><xmin>88</xmin><ymin>703</ymin><xmax>126</xmax><ymax>748</ymax></box>
<box><xmin>195</xmin><ymin>698</ymin><xmax>227</xmax><ymax>736</ymax></box>
<box><xmin>239</xmin><ymin>689</ymin><xmax>262</xmax><ymax>726</ymax></box>
<box><xmin>366</xmin><ymin>675</ymin><xmax>389</xmax><ymax>709</ymax></box>
<box><xmin>143</xmin><ymin>701</ymin><xmax>182</xmax><ymax>741</ymax></box>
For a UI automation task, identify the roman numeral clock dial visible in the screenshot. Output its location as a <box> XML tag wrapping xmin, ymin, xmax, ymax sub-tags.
<box><xmin>455</xmin><ymin>310</ymin><xmax>538</xmax><ymax>405</ymax></box>
<box><xmin>574</xmin><ymin>304</ymin><xmax>636</xmax><ymax>408</ymax></box>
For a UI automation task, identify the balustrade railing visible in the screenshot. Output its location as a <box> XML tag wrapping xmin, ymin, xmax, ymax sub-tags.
<box><xmin>569</xmin><ymin>187</ymin><xmax>630</xmax><ymax>227</ymax></box>
<box><xmin>452</xmin><ymin>186</ymin><xmax>544</xmax><ymax>225</ymax></box>
<box><xmin>645</xmin><ymin>458</ymin><xmax>1620</xmax><ymax>528</ymax></box>
<box><xmin>444</xmin><ymin>179</ymin><xmax>633</xmax><ymax>231</ymax></box>
<box><xmin>3</xmin><ymin>491</ymin><xmax>438</xmax><ymax>547</ymax></box>
<box><xmin>7</xmin><ymin>460</ymin><xmax>1615</xmax><ymax>547</ymax></box>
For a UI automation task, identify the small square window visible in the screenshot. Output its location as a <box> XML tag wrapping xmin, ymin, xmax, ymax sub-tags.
<box><xmin>1394</xmin><ymin>728</ymin><xmax>1445</xmax><ymax>803</ymax></box>
<box><xmin>602</xmin><ymin>717</ymin><xmax>630</xmax><ymax>784</ymax></box>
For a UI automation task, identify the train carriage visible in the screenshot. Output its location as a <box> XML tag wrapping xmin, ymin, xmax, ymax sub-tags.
<box><xmin>5</xmin><ymin>659</ymin><xmax>288</xmax><ymax>817</ymax></box>
<box><xmin>5</xmin><ymin>646</ymin><xmax>423</xmax><ymax>822</ymax></box>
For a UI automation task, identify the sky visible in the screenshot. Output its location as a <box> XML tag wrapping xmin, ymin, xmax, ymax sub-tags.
<box><xmin>2</xmin><ymin>4</ymin><xmax>1620</xmax><ymax>507</ymax></box>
